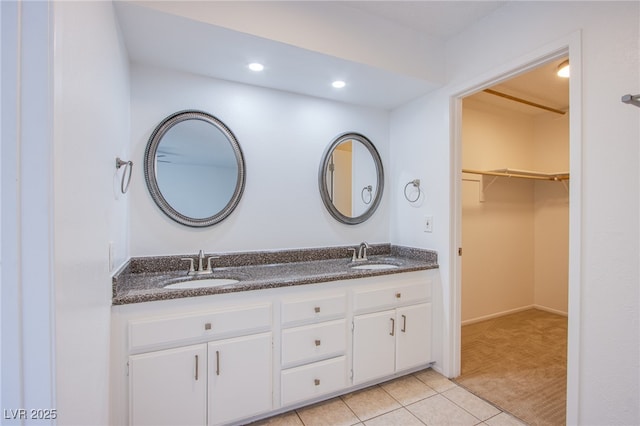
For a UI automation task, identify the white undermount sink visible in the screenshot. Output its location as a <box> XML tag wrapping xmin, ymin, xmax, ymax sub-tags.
<box><xmin>351</xmin><ymin>263</ymin><xmax>399</xmax><ymax>270</ymax></box>
<box><xmin>163</xmin><ymin>278</ymin><xmax>239</xmax><ymax>289</ymax></box>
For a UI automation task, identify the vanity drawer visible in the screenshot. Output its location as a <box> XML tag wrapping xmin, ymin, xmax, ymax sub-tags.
<box><xmin>354</xmin><ymin>282</ymin><xmax>430</xmax><ymax>313</ymax></box>
<box><xmin>281</xmin><ymin>293</ymin><xmax>346</xmax><ymax>326</ymax></box>
<box><xmin>281</xmin><ymin>356</ymin><xmax>347</xmax><ymax>406</ymax></box>
<box><xmin>281</xmin><ymin>320</ymin><xmax>346</xmax><ymax>366</ymax></box>
<box><xmin>129</xmin><ymin>303</ymin><xmax>271</xmax><ymax>351</ymax></box>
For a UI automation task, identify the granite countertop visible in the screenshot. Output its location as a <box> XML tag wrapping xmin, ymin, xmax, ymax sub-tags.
<box><xmin>112</xmin><ymin>244</ymin><xmax>438</xmax><ymax>305</ymax></box>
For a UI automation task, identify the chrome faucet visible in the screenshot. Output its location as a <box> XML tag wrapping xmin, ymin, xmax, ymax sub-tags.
<box><xmin>182</xmin><ymin>250</ymin><xmax>219</xmax><ymax>276</ymax></box>
<box><xmin>350</xmin><ymin>241</ymin><xmax>370</xmax><ymax>262</ymax></box>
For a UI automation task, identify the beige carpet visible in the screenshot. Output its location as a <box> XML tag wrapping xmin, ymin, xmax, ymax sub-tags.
<box><xmin>455</xmin><ymin>309</ymin><xmax>567</xmax><ymax>425</ymax></box>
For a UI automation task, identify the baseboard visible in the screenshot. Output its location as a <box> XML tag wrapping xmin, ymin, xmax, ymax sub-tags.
<box><xmin>462</xmin><ymin>304</ymin><xmax>568</xmax><ymax>325</ymax></box>
<box><xmin>533</xmin><ymin>304</ymin><xmax>568</xmax><ymax>317</ymax></box>
<box><xmin>462</xmin><ymin>305</ymin><xmax>535</xmax><ymax>326</ymax></box>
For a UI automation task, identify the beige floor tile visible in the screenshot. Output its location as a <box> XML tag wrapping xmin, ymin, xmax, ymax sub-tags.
<box><xmin>251</xmin><ymin>411</ymin><xmax>304</xmax><ymax>426</ymax></box>
<box><xmin>442</xmin><ymin>386</ymin><xmax>501</xmax><ymax>421</ymax></box>
<box><xmin>413</xmin><ymin>368</ymin><xmax>457</xmax><ymax>393</ymax></box>
<box><xmin>380</xmin><ymin>375</ymin><xmax>437</xmax><ymax>405</ymax></box>
<box><xmin>341</xmin><ymin>385</ymin><xmax>402</xmax><ymax>421</ymax></box>
<box><xmin>296</xmin><ymin>397</ymin><xmax>360</xmax><ymax>426</ymax></box>
<box><xmin>407</xmin><ymin>394</ymin><xmax>480</xmax><ymax>426</ymax></box>
<box><xmin>484</xmin><ymin>412</ymin><xmax>527</xmax><ymax>426</ymax></box>
<box><xmin>364</xmin><ymin>407</ymin><xmax>425</xmax><ymax>426</ymax></box>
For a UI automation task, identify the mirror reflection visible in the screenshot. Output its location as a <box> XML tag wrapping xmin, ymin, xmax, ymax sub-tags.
<box><xmin>319</xmin><ymin>133</ymin><xmax>384</xmax><ymax>224</ymax></box>
<box><xmin>144</xmin><ymin>110</ymin><xmax>246</xmax><ymax>227</ymax></box>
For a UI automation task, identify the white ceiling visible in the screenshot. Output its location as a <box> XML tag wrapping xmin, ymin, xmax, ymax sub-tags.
<box><xmin>114</xmin><ymin>1</ymin><xmax>564</xmax><ymax>111</ymax></box>
<box><xmin>342</xmin><ymin>1</ymin><xmax>506</xmax><ymax>40</ymax></box>
<box><xmin>469</xmin><ymin>58</ymin><xmax>570</xmax><ymax>116</ymax></box>
<box><xmin>114</xmin><ymin>1</ymin><xmax>445</xmax><ymax>109</ymax></box>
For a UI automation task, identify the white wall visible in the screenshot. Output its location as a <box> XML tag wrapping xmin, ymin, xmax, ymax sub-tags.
<box><xmin>53</xmin><ymin>1</ymin><xmax>130</xmax><ymax>424</ymax></box>
<box><xmin>461</xmin><ymin>101</ymin><xmax>536</xmax><ymax>323</ymax></box>
<box><xmin>533</xmin><ymin>114</ymin><xmax>570</xmax><ymax>313</ymax></box>
<box><xmin>2</xmin><ymin>1</ymin><xmax>57</xmax><ymax>419</ymax></box>
<box><xmin>129</xmin><ymin>65</ymin><xmax>390</xmax><ymax>256</ymax></box>
<box><xmin>390</xmin><ymin>2</ymin><xmax>639</xmax><ymax>424</ymax></box>
<box><xmin>460</xmin><ymin>100</ymin><xmax>569</xmax><ymax>322</ymax></box>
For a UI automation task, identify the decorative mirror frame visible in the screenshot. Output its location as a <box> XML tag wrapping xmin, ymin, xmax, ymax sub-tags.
<box><xmin>144</xmin><ymin>110</ymin><xmax>246</xmax><ymax>227</ymax></box>
<box><xmin>318</xmin><ymin>132</ymin><xmax>384</xmax><ymax>225</ymax></box>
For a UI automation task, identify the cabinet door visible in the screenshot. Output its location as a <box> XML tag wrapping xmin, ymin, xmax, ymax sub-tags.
<box><xmin>396</xmin><ymin>303</ymin><xmax>432</xmax><ymax>371</ymax></box>
<box><xmin>129</xmin><ymin>344</ymin><xmax>207</xmax><ymax>426</ymax></box>
<box><xmin>352</xmin><ymin>310</ymin><xmax>396</xmax><ymax>384</ymax></box>
<box><xmin>208</xmin><ymin>332</ymin><xmax>272</xmax><ymax>426</ymax></box>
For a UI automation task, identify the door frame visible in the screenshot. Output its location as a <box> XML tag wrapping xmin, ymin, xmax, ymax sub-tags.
<box><xmin>449</xmin><ymin>31</ymin><xmax>582</xmax><ymax>424</ymax></box>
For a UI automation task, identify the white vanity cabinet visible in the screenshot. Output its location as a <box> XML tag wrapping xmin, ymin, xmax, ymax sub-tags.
<box><xmin>208</xmin><ymin>332</ymin><xmax>272</xmax><ymax>425</ymax></box>
<box><xmin>280</xmin><ymin>293</ymin><xmax>348</xmax><ymax>406</ymax></box>
<box><xmin>121</xmin><ymin>302</ymin><xmax>273</xmax><ymax>426</ymax></box>
<box><xmin>129</xmin><ymin>344</ymin><xmax>207</xmax><ymax>426</ymax></box>
<box><xmin>112</xmin><ymin>269</ymin><xmax>437</xmax><ymax>425</ymax></box>
<box><xmin>352</xmin><ymin>282</ymin><xmax>432</xmax><ymax>384</ymax></box>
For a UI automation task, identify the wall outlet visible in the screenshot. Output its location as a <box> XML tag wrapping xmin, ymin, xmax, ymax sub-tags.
<box><xmin>424</xmin><ymin>216</ymin><xmax>433</xmax><ymax>233</ymax></box>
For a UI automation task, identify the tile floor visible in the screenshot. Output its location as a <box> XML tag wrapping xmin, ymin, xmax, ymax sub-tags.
<box><xmin>253</xmin><ymin>369</ymin><xmax>527</xmax><ymax>426</ymax></box>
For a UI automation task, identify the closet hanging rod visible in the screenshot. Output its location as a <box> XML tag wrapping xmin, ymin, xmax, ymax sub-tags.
<box><xmin>462</xmin><ymin>168</ymin><xmax>570</xmax><ymax>181</ymax></box>
<box><xmin>483</xmin><ymin>89</ymin><xmax>566</xmax><ymax>115</ymax></box>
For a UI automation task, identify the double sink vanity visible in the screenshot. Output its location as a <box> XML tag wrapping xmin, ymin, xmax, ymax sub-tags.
<box><xmin>111</xmin><ymin>110</ymin><xmax>438</xmax><ymax>425</ymax></box>
<box><xmin>111</xmin><ymin>244</ymin><xmax>438</xmax><ymax>425</ymax></box>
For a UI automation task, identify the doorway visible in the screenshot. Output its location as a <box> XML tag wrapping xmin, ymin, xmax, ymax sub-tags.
<box><xmin>455</xmin><ymin>58</ymin><xmax>570</xmax><ymax>425</ymax></box>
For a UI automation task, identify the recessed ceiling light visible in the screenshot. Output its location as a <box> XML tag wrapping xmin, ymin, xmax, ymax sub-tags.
<box><xmin>332</xmin><ymin>80</ymin><xmax>346</xmax><ymax>89</ymax></box>
<box><xmin>248</xmin><ymin>63</ymin><xmax>264</xmax><ymax>72</ymax></box>
<box><xmin>557</xmin><ymin>60</ymin><xmax>570</xmax><ymax>78</ymax></box>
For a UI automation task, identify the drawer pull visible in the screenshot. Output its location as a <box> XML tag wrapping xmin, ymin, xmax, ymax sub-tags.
<box><xmin>314</xmin><ymin>306</ymin><xmax>321</xmax><ymax>313</ymax></box>
<box><xmin>396</xmin><ymin>292</ymin><xmax>401</xmax><ymax>299</ymax></box>
<box><xmin>401</xmin><ymin>314</ymin><xmax>407</xmax><ymax>333</ymax></box>
<box><xmin>314</xmin><ymin>379</ymin><xmax>320</xmax><ymax>386</ymax></box>
<box><xmin>315</xmin><ymin>339</ymin><xmax>321</xmax><ymax>347</ymax></box>
<box><xmin>204</xmin><ymin>322</ymin><xmax>212</xmax><ymax>330</ymax></box>
<box><xmin>216</xmin><ymin>350</ymin><xmax>220</xmax><ymax>376</ymax></box>
<box><xmin>195</xmin><ymin>355</ymin><xmax>199</xmax><ymax>381</ymax></box>
<box><xmin>390</xmin><ymin>318</ymin><xmax>395</xmax><ymax>336</ymax></box>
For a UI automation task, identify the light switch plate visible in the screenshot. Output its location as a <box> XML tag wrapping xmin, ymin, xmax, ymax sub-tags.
<box><xmin>424</xmin><ymin>216</ymin><xmax>433</xmax><ymax>233</ymax></box>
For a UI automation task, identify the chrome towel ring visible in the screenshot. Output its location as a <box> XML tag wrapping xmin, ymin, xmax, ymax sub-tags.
<box><xmin>116</xmin><ymin>157</ymin><xmax>133</xmax><ymax>194</ymax></box>
<box><xmin>404</xmin><ymin>179</ymin><xmax>421</xmax><ymax>203</ymax></box>
<box><xmin>361</xmin><ymin>185</ymin><xmax>373</xmax><ymax>204</ymax></box>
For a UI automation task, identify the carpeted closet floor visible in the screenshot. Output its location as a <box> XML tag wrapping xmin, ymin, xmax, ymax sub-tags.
<box><xmin>455</xmin><ymin>309</ymin><xmax>568</xmax><ymax>426</ymax></box>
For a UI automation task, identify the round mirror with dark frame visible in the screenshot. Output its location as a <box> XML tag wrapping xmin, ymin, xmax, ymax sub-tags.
<box><xmin>318</xmin><ymin>132</ymin><xmax>384</xmax><ymax>225</ymax></box>
<box><xmin>144</xmin><ymin>110</ymin><xmax>246</xmax><ymax>227</ymax></box>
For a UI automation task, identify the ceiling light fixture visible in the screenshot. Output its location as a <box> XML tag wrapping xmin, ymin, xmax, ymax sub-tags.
<box><xmin>332</xmin><ymin>80</ymin><xmax>346</xmax><ymax>89</ymax></box>
<box><xmin>557</xmin><ymin>60</ymin><xmax>570</xmax><ymax>78</ymax></box>
<box><xmin>248</xmin><ymin>63</ymin><xmax>264</xmax><ymax>72</ymax></box>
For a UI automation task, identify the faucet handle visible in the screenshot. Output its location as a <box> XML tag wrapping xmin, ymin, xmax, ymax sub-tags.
<box><xmin>181</xmin><ymin>258</ymin><xmax>195</xmax><ymax>273</ymax></box>
<box><xmin>206</xmin><ymin>256</ymin><xmax>220</xmax><ymax>271</ymax></box>
<box><xmin>349</xmin><ymin>248</ymin><xmax>357</xmax><ymax>262</ymax></box>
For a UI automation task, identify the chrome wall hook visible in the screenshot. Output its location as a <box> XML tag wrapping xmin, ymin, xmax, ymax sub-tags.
<box><xmin>621</xmin><ymin>94</ymin><xmax>640</xmax><ymax>107</ymax></box>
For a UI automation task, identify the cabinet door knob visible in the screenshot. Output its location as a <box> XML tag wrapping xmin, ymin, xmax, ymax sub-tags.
<box><xmin>390</xmin><ymin>318</ymin><xmax>395</xmax><ymax>336</ymax></box>
<box><xmin>314</xmin><ymin>306</ymin><xmax>321</xmax><ymax>313</ymax></box>
<box><xmin>204</xmin><ymin>322</ymin><xmax>212</xmax><ymax>330</ymax></box>
<box><xmin>401</xmin><ymin>314</ymin><xmax>407</xmax><ymax>333</ymax></box>
<box><xmin>315</xmin><ymin>339</ymin><xmax>321</xmax><ymax>346</ymax></box>
<box><xmin>314</xmin><ymin>379</ymin><xmax>320</xmax><ymax>386</ymax></box>
<box><xmin>216</xmin><ymin>350</ymin><xmax>220</xmax><ymax>376</ymax></box>
<box><xmin>395</xmin><ymin>293</ymin><xmax>401</xmax><ymax>299</ymax></box>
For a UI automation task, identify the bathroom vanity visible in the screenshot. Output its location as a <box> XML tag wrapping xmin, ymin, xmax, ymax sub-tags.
<box><xmin>110</xmin><ymin>245</ymin><xmax>438</xmax><ymax>425</ymax></box>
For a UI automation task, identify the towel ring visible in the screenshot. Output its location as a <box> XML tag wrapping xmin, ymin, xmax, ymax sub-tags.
<box><xmin>361</xmin><ymin>185</ymin><xmax>373</xmax><ymax>204</ymax></box>
<box><xmin>404</xmin><ymin>179</ymin><xmax>421</xmax><ymax>203</ymax></box>
<box><xmin>116</xmin><ymin>157</ymin><xmax>133</xmax><ymax>194</ymax></box>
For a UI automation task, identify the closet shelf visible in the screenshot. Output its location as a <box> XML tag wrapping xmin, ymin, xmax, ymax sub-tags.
<box><xmin>462</xmin><ymin>168</ymin><xmax>569</xmax><ymax>181</ymax></box>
